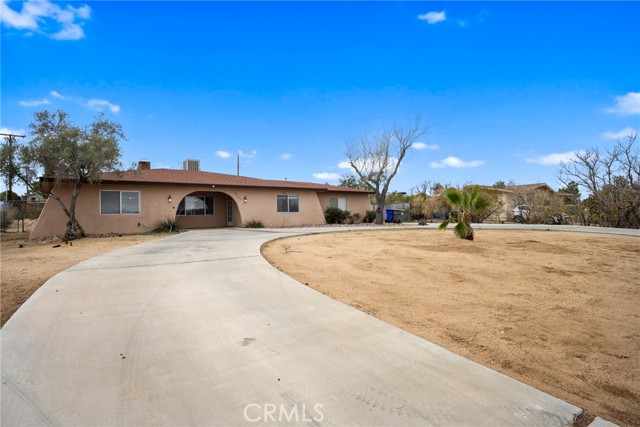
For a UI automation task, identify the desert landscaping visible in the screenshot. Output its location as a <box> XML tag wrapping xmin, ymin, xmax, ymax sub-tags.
<box><xmin>262</xmin><ymin>228</ymin><xmax>639</xmax><ymax>426</ymax></box>
<box><xmin>2</xmin><ymin>225</ymin><xmax>638</xmax><ymax>425</ymax></box>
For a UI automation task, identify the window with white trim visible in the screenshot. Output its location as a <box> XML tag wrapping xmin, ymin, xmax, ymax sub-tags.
<box><xmin>329</xmin><ymin>197</ymin><xmax>347</xmax><ymax>210</ymax></box>
<box><xmin>100</xmin><ymin>191</ymin><xmax>140</xmax><ymax>215</ymax></box>
<box><xmin>177</xmin><ymin>196</ymin><xmax>214</xmax><ymax>215</ymax></box>
<box><xmin>277</xmin><ymin>195</ymin><xmax>299</xmax><ymax>213</ymax></box>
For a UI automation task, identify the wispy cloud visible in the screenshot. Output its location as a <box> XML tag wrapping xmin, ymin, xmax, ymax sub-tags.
<box><xmin>313</xmin><ymin>172</ymin><xmax>340</xmax><ymax>181</ymax></box>
<box><xmin>87</xmin><ymin>99</ymin><xmax>120</xmax><ymax>114</ymax></box>
<box><xmin>418</xmin><ymin>11</ymin><xmax>446</xmax><ymax>24</ymax></box>
<box><xmin>50</xmin><ymin>90</ymin><xmax>67</xmax><ymax>99</ymax></box>
<box><xmin>605</xmin><ymin>92</ymin><xmax>640</xmax><ymax>116</ymax></box>
<box><xmin>525</xmin><ymin>151</ymin><xmax>581</xmax><ymax>165</ymax></box>
<box><xmin>0</xmin><ymin>0</ymin><xmax>91</xmax><ymax>41</ymax></box>
<box><xmin>0</xmin><ymin>127</ymin><xmax>26</xmax><ymax>136</ymax></box>
<box><xmin>216</xmin><ymin>150</ymin><xmax>232</xmax><ymax>159</ymax></box>
<box><xmin>602</xmin><ymin>127</ymin><xmax>638</xmax><ymax>140</ymax></box>
<box><xmin>281</xmin><ymin>153</ymin><xmax>292</xmax><ymax>160</ymax></box>
<box><xmin>19</xmin><ymin>98</ymin><xmax>50</xmax><ymax>107</ymax></box>
<box><xmin>413</xmin><ymin>142</ymin><xmax>439</xmax><ymax>150</ymax></box>
<box><xmin>430</xmin><ymin>156</ymin><xmax>484</xmax><ymax>168</ymax></box>
<box><xmin>239</xmin><ymin>149</ymin><xmax>257</xmax><ymax>158</ymax></box>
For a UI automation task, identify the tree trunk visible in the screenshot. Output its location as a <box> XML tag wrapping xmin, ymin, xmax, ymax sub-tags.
<box><xmin>375</xmin><ymin>192</ymin><xmax>386</xmax><ymax>225</ymax></box>
<box><xmin>64</xmin><ymin>182</ymin><xmax>85</xmax><ymax>240</ymax></box>
<box><xmin>464</xmin><ymin>215</ymin><xmax>474</xmax><ymax>241</ymax></box>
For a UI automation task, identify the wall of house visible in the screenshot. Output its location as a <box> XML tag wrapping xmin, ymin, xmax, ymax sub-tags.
<box><xmin>30</xmin><ymin>183</ymin><xmax>372</xmax><ymax>238</ymax></box>
<box><xmin>316</xmin><ymin>192</ymin><xmax>372</xmax><ymax>222</ymax></box>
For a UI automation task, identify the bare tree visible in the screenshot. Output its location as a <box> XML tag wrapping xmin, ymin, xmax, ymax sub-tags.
<box><xmin>346</xmin><ymin>118</ymin><xmax>426</xmax><ymax>224</ymax></box>
<box><xmin>559</xmin><ymin>132</ymin><xmax>639</xmax><ymax>228</ymax></box>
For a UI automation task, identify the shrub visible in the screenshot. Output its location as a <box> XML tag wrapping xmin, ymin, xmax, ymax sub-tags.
<box><xmin>350</xmin><ymin>213</ymin><xmax>361</xmax><ymax>224</ymax></box>
<box><xmin>245</xmin><ymin>219</ymin><xmax>265</xmax><ymax>228</ymax></box>
<box><xmin>364</xmin><ymin>210</ymin><xmax>376</xmax><ymax>223</ymax></box>
<box><xmin>325</xmin><ymin>207</ymin><xmax>350</xmax><ymax>224</ymax></box>
<box><xmin>153</xmin><ymin>218</ymin><xmax>179</xmax><ymax>233</ymax></box>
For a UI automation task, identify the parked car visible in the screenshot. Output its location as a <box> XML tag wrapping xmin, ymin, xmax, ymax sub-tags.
<box><xmin>512</xmin><ymin>204</ymin><xmax>571</xmax><ymax>225</ymax></box>
<box><xmin>512</xmin><ymin>205</ymin><xmax>528</xmax><ymax>223</ymax></box>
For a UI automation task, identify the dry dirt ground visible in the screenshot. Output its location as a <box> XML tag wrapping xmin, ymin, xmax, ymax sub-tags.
<box><xmin>262</xmin><ymin>228</ymin><xmax>640</xmax><ymax>426</ymax></box>
<box><xmin>1</xmin><ymin>221</ymin><xmax>163</xmax><ymax>326</ymax></box>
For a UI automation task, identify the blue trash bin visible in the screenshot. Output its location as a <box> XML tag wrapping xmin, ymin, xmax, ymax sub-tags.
<box><xmin>385</xmin><ymin>209</ymin><xmax>394</xmax><ymax>223</ymax></box>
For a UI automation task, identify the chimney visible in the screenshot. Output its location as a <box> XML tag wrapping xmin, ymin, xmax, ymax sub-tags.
<box><xmin>183</xmin><ymin>159</ymin><xmax>200</xmax><ymax>171</ymax></box>
<box><xmin>138</xmin><ymin>160</ymin><xmax>151</xmax><ymax>171</ymax></box>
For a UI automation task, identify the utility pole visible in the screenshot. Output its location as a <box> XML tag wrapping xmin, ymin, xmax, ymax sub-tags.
<box><xmin>1</xmin><ymin>133</ymin><xmax>26</xmax><ymax>201</ymax></box>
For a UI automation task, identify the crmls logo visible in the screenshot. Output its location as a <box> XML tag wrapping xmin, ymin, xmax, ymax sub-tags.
<box><xmin>243</xmin><ymin>403</ymin><xmax>324</xmax><ymax>423</ymax></box>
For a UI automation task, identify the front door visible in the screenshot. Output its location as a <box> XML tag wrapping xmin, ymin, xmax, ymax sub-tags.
<box><xmin>226</xmin><ymin>196</ymin><xmax>234</xmax><ymax>226</ymax></box>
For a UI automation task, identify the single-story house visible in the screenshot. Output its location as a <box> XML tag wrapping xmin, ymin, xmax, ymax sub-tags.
<box><xmin>473</xmin><ymin>183</ymin><xmax>563</xmax><ymax>222</ymax></box>
<box><xmin>30</xmin><ymin>161</ymin><xmax>373</xmax><ymax>239</ymax></box>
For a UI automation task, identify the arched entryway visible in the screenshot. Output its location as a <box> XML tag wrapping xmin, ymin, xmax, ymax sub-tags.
<box><xmin>174</xmin><ymin>191</ymin><xmax>242</xmax><ymax>229</ymax></box>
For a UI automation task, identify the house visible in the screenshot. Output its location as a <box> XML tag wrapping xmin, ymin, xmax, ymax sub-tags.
<box><xmin>473</xmin><ymin>183</ymin><xmax>562</xmax><ymax>222</ymax></box>
<box><xmin>30</xmin><ymin>160</ymin><xmax>373</xmax><ymax>239</ymax></box>
<box><xmin>23</xmin><ymin>193</ymin><xmax>45</xmax><ymax>203</ymax></box>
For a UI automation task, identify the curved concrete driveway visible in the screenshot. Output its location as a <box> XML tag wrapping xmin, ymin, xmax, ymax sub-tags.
<box><xmin>2</xmin><ymin>227</ymin><xmax>620</xmax><ymax>426</ymax></box>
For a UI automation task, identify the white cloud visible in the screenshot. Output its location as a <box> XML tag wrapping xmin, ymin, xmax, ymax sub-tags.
<box><xmin>19</xmin><ymin>98</ymin><xmax>50</xmax><ymax>107</ymax></box>
<box><xmin>605</xmin><ymin>92</ymin><xmax>640</xmax><ymax>116</ymax></box>
<box><xmin>418</xmin><ymin>11</ymin><xmax>446</xmax><ymax>24</ymax></box>
<box><xmin>413</xmin><ymin>142</ymin><xmax>439</xmax><ymax>150</ymax></box>
<box><xmin>525</xmin><ymin>151</ymin><xmax>581</xmax><ymax>165</ymax></box>
<box><xmin>602</xmin><ymin>127</ymin><xmax>638</xmax><ymax>140</ymax></box>
<box><xmin>313</xmin><ymin>172</ymin><xmax>341</xmax><ymax>181</ymax></box>
<box><xmin>216</xmin><ymin>150</ymin><xmax>232</xmax><ymax>159</ymax></box>
<box><xmin>0</xmin><ymin>127</ymin><xmax>26</xmax><ymax>136</ymax></box>
<box><xmin>281</xmin><ymin>153</ymin><xmax>292</xmax><ymax>160</ymax></box>
<box><xmin>87</xmin><ymin>99</ymin><xmax>120</xmax><ymax>114</ymax></box>
<box><xmin>239</xmin><ymin>149</ymin><xmax>257</xmax><ymax>158</ymax></box>
<box><xmin>430</xmin><ymin>156</ymin><xmax>484</xmax><ymax>168</ymax></box>
<box><xmin>0</xmin><ymin>0</ymin><xmax>91</xmax><ymax>41</ymax></box>
<box><xmin>50</xmin><ymin>90</ymin><xmax>67</xmax><ymax>100</ymax></box>
<box><xmin>338</xmin><ymin>161</ymin><xmax>352</xmax><ymax>170</ymax></box>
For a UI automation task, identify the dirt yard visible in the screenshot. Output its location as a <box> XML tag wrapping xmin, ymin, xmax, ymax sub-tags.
<box><xmin>262</xmin><ymin>228</ymin><xmax>640</xmax><ymax>426</ymax></box>
<box><xmin>1</xmin><ymin>223</ymin><xmax>163</xmax><ymax>326</ymax></box>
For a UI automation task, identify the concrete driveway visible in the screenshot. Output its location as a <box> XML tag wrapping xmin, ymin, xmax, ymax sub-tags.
<box><xmin>1</xmin><ymin>227</ymin><xmax>617</xmax><ymax>426</ymax></box>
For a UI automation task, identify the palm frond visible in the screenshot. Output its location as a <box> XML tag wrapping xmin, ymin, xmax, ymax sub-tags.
<box><xmin>444</xmin><ymin>189</ymin><xmax>462</xmax><ymax>205</ymax></box>
<box><xmin>453</xmin><ymin>221</ymin><xmax>468</xmax><ymax>239</ymax></box>
<box><xmin>438</xmin><ymin>218</ymin><xmax>450</xmax><ymax>230</ymax></box>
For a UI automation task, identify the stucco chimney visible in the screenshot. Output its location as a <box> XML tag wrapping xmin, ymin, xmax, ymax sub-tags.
<box><xmin>138</xmin><ymin>160</ymin><xmax>151</xmax><ymax>171</ymax></box>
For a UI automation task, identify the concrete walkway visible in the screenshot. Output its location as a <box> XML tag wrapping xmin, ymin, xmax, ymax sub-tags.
<box><xmin>1</xmin><ymin>227</ymin><xmax>621</xmax><ymax>426</ymax></box>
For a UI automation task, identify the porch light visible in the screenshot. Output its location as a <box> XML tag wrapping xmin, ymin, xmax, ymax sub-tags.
<box><xmin>168</xmin><ymin>195</ymin><xmax>172</xmax><ymax>203</ymax></box>
<box><xmin>243</xmin><ymin>196</ymin><xmax>248</xmax><ymax>203</ymax></box>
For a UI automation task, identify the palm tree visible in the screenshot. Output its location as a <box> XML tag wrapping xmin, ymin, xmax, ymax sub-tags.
<box><xmin>438</xmin><ymin>185</ymin><xmax>491</xmax><ymax>241</ymax></box>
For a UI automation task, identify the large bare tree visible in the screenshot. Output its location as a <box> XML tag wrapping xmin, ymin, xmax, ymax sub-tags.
<box><xmin>559</xmin><ymin>132</ymin><xmax>639</xmax><ymax>228</ymax></box>
<box><xmin>346</xmin><ymin>118</ymin><xmax>426</xmax><ymax>224</ymax></box>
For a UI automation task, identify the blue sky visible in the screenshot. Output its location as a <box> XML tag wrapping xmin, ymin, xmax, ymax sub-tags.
<box><xmin>2</xmin><ymin>1</ymin><xmax>639</xmax><ymax>194</ymax></box>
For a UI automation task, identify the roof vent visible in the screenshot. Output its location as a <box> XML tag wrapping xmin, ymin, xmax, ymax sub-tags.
<box><xmin>183</xmin><ymin>159</ymin><xmax>200</xmax><ymax>171</ymax></box>
<box><xmin>138</xmin><ymin>160</ymin><xmax>151</xmax><ymax>171</ymax></box>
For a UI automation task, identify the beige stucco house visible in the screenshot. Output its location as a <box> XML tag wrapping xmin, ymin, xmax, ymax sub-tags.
<box><xmin>30</xmin><ymin>161</ymin><xmax>372</xmax><ymax>239</ymax></box>
<box><xmin>474</xmin><ymin>183</ymin><xmax>562</xmax><ymax>222</ymax></box>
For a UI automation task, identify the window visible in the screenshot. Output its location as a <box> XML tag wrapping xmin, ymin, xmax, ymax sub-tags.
<box><xmin>329</xmin><ymin>197</ymin><xmax>347</xmax><ymax>210</ymax></box>
<box><xmin>277</xmin><ymin>195</ymin><xmax>299</xmax><ymax>213</ymax></box>
<box><xmin>177</xmin><ymin>196</ymin><xmax>214</xmax><ymax>215</ymax></box>
<box><xmin>101</xmin><ymin>191</ymin><xmax>140</xmax><ymax>215</ymax></box>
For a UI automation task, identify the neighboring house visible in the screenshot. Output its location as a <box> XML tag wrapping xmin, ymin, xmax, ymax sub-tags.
<box><xmin>30</xmin><ymin>161</ymin><xmax>373</xmax><ymax>239</ymax></box>
<box><xmin>23</xmin><ymin>193</ymin><xmax>45</xmax><ymax>203</ymax></box>
<box><xmin>474</xmin><ymin>183</ymin><xmax>561</xmax><ymax>222</ymax></box>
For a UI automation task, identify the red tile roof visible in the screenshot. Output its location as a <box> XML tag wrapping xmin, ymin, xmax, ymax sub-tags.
<box><xmin>100</xmin><ymin>169</ymin><xmax>372</xmax><ymax>193</ymax></box>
